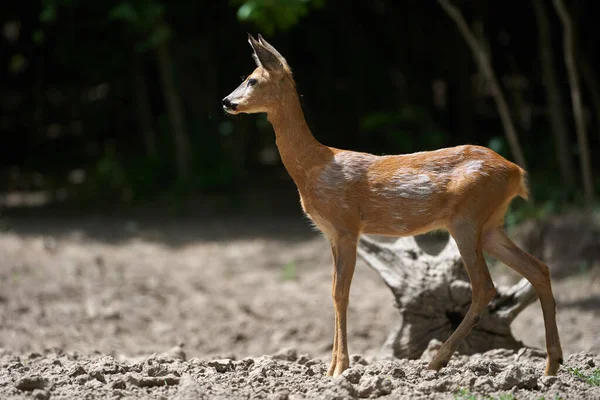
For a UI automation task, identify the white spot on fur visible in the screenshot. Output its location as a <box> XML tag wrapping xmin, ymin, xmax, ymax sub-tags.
<box><xmin>381</xmin><ymin>172</ymin><xmax>434</xmax><ymax>199</ymax></box>
<box><xmin>318</xmin><ymin>152</ymin><xmax>375</xmax><ymax>191</ymax></box>
<box><xmin>463</xmin><ymin>160</ymin><xmax>484</xmax><ymax>174</ymax></box>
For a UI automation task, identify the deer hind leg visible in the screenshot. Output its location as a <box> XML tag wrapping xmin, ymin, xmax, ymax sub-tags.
<box><xmin>428</xmin><ymin>222</ymin><xmax>496</xmax><ymax>371</ymax></box>
<box><xmin>482</xmin><ymin>227</ymin><xmax>563</xmax><ymax>375</ymax></box>
<box><xmin>326</xmin><ymin>232</ymin><xmax>358</xmax><ymax>377</ymax></box>
<box><xmin>327</xmin><ymin>245</ymin><xmax>339</xmax><ymax>376</ymax></box>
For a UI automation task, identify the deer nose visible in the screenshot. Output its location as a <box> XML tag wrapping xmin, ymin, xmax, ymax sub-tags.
<box><xmin>222</xmin><ymin>97</ymin><xmax>237</xmax><ymax>110</ymax></box>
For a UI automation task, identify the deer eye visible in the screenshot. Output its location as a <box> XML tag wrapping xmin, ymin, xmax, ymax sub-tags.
<box><xmin>248</xmin><ymin>78</ymin><xmax>258</xmax><ymax>86</ymax></box>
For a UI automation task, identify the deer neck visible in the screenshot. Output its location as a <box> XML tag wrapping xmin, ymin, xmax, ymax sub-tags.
<box><xmin>267</xmin><ymin>87</ymin><xmax>328</xmax><ymax>187</ymax></box>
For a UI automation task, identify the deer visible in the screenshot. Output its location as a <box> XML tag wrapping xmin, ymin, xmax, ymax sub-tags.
<box><xmin>222</xmin><ymin>34</ymin><xmax>563</xmax><ymax>378</ymax></box>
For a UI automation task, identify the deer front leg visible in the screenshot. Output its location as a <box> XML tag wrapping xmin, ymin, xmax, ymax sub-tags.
<box><xmin>326</xmin><ymin>232</ymin><xmax>358</xmax><ymax>377</ymax></box>
<box><xmin>327</xmin><ymin>237</ymin><xmax>340</xmax><ymax>376</ymax></box>
<box><xmin>327</xmin><ymin>314</ymin><xmax>339</xmax><ymax>376</ymax></box>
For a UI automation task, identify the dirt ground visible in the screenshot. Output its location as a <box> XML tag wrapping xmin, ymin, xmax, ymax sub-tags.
<box><xmin>1</xmin><ymin>214</ymin><xmax>599</xmax><ymax>399</ymax></box>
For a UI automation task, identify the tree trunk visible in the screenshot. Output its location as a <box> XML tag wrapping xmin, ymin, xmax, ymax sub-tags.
<box><xmin>553</xmin><ymin>0</ymin><xmax>595</xmax><ymax>209</ymax></box>
<box><xmin>532</xmin><ymin>0</ymin><xmax>575</xmax><ymax>189</ymax></box>
<box><xmin>132</xmin><ymin>51</ymin><xmax>157</xmax><ymax>159</ymax></box>
<box><xmin>155</xmin><ymin>29</ymin><xmax>190</xmax><ymax>181</ymax></box>
<box><xmin>570</xmin><ymin>0</ymin><xmax>600</xmax><ymax>146</ymax></box>
<box><xmin>580</xmin><ymin>59</ymin><xmax>600</xmax><ymax>144</ymax></box>
<box><xmin>357</xmin><ymin>235</ymin><xmax>534</xmax><ymax>360</ymax></box>
<box><xmin>437</xmin><ymin>0</ymin><xmax>529</xmax><ymax>174</ymax></box>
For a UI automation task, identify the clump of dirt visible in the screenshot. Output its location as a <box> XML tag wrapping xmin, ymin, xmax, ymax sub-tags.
<box><xmin>1</xmin><ymin>347</ymin><xmax>599</xmax><ymax>399</ymax></box>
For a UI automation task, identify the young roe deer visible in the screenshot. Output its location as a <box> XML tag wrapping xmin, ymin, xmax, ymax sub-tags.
<box><xmin>222</xmin><ymin>34</ymin><xmax>563</xmax><ymax>377</ymax></box>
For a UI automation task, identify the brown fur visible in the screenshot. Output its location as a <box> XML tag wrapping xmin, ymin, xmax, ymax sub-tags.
<box><xmin>223</xmin><ymin>34</ymin><xmax>562</xmax><ymax>377</ymax></box>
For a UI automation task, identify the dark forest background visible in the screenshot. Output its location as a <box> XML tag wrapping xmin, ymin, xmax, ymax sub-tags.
<box><xmin>1</xmin><ymin>0</ymin><xmax>599</xmax><ymax>223</ymax></box>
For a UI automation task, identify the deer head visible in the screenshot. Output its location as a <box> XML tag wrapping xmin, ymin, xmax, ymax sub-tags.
<box><xmin>222</xmin><ymin>34</ymin><xmax>292</xmax><ymax>115</ymax></box>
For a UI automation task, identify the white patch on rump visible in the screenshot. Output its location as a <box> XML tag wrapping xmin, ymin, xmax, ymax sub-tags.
<box><xmin>463</xmin><ymin>160</ymin><xmax>484</xmax><ymax>175</ymax></box>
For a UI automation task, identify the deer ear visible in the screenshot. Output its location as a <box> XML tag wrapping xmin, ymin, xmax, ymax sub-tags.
<box><xmin>248</xmin><ymin>33</ymin><xmax>284</xmax><ymax>72</ymax></box>
<box><xmin>257</xmin><ymin>34</ymin><xmax>289</xmax><ymax>71</ymax></box>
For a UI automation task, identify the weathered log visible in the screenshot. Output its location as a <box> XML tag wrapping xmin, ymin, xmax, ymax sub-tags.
<box><xmin>357</xmin><ymin>235</ymin><xmax>537</xmax><ymax>360</ymax></box>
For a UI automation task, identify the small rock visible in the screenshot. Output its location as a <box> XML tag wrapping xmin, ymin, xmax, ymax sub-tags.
<box><xmin>305</xmin><ymin>366</ymin><xmax>317</xmax><ymax>376</ymax></box>
<box><xmin>15</xmin><ymin>375</ymin><xmax>47</xmax><ymax>391</ymax></box>
<box><xmin>588</xmin><ymin>359</ymin><xmax>596</xmax><ymax>368</ymax></box>
<box><xmin>420</xmin><ymin>339</ymin><xmax>443</xmax><ymax>363</ymax></box>
<box><xmin>89</xmin><ymin>356</ymin><xmax>126</xmax><ymax>374</ymax></box>
<box><xmin>32</xmin><ymin>389</ymin><xmax>50</xmax><ymax>400</ymax></box>
<box><xmin>208</xmin><ymin>359</ymin><xmax>233</xmax><ymax>373</ymax></box>
<box><xmin>234</xmin><ymin>357</ymin><xmax>254</xmax><ymax>371</ymax></box>
<box><xmin>430</xmin><ymin>378</ymin><xmax>453</xmax><ymax>392</ymax></box>
<box><xmin>420</xmin><ymin>369</ymin><xmax>438</xmax><ymax>380</ymax></box>
<box><xmin>89</xmin><ymin>370</ymin><xmax>106</xmax><ymax>384</ymax></box>
<box><xmin>351</xmin><ymin>354</ymin><xmax>369</xmax><ymax>366</ymax></box>
<box><xmin>109</xmin><ymin>378</ymin><xmax>126</xmax><ymax>390</ymax></box>
<box><xmin>269</xmin><ymin>390</ymin><xmax>289</xmax><ymax>400</ymax></box>
<box><xmin>494</xmin><ymin>365</ymin><xmax>520</xmax><ymax>390</ymax></box>
<box><xmin>67</xmin><ymin>365</ymin><xmax>87</xmax><ymax>377</ymax></box>
<box><xmin>296</xmin><ymin>354</ymin><xmax>310</xmax><ymax>365</ymax></box>
<box><xmin>28</xmin><ymin>352</ymin><xmax>42</xmax><ymax>359</ymax></box>
<box><xmin>85</xmin><ymin>379</ymin><xmax>105</xmax><ymax>389</ymax></box>
<box><xmin>76</xmin><ymin>375</ymin><xmax>92</xmax><ymax>385</ymax></box>
<box><xmin>342</xmin><ymin>367</ymin><xmax>363</xmax><ymax>384</ymax></box>
<box><xmin>144</xmin><ymin>362</ymin><xmax>169</xmax><ymax>377</ymax></box>
<box><xmin>539</xmin><ymin>375</ymin><xmax>558</xmax><ymax>388</ymax></box>
<box><xmin>273</xmin><ymin>347</ymin><xmax>297</xmax><ymax>362</ymax></box>
<box><xmin>266</xmin><ymin>368</ymin><xmax>283</xmax><ymax>378</ymax></box>
<box><xmin>357</xmin><ymin>375</ymin><xmax>393</xmax><ymax>398</ymax></box>
<box><xmin>385</xmin><ymin>366</ymin><xmax>405</xmax><ymax>379</ymax></box>
<box><xmin>304</xmin><ymin>359</ymin><xmax>320</xmax><ymax>367</ymax></box>
<box><xmin>126</xmin><ymin>372</ymin><xmax>179</xmax><ymax>387</ymax></box>
<box><xmin>126</xmin><ymin>373</ymin><xmax>142</xmax><ymax>387</ymax></box>
<box><xmin>8</xmin><ymin>362</ymin><xmax>24</xmax><ymax>371</ymax></box>
<box><xmin>474</xmin><ymin>376</ymin><xmax>493</xmax><ymax>390</ymax></box>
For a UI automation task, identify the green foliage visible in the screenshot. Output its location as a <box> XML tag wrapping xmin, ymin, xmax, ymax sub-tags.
<box><xmin>498</xmin><ymin>395</ymin><xmax>516</xmax><ymax>400</ymax></box>
<box><xmin>109</xmin><ymin>1</ymin><xmax>170</xmax><ymax>52</ymax></box>
<box><xmin>455</xmin><ymin>388</ymin><xmax>478</xmax><ymax>400</ymax></box>
<box><xmin>38</xmin><ymin>0</ymin><xmax>169</xmax><ymax>52</ymax></box>
<box><xmin>282</xmin><ymin>261</ymin><xmax>298</xmax><ymax>281</ymax></box>
<box><xmin>32</xmin><ymin>29</ymin><xmax>45</xmax><ymax>44</ymax></box>
<box><xmin>94</xmin><ymin>147</ymin><xmax>128</xmax><ymax>191</ymax></box>
<box><xmin>567</xmin><ymin>367</ymin><xmax>600</xmax><ymax>386</ymax></box>
<box><xmin>504</xmin><ymin>199</ymin><xmax>559</xmax><ymax>230</ymax></box>
<box><xmin>487</xmin><ymin>136</ymin><xmax>508</xmax><ymax>158</ymax></box>
<box><xmin>454</xmin><ymin>389</ymin><xmax>518</xmax><ymax>400</ymax></box>
<box><xmin>109</xmin><ymin>2</ymin><xmax>140</xmax><ymax>23</ymax></box>
<box><xmin>110</xmin><ymin>2</ymin><xmax>167</xmax><ymax>50</ymax></box>
<box><xmin>231</xmin><ymin>0</ymin><xmax>324</xmax><ymax>35</ymax></box>
<box><xmin>38</xmin><ymin>0</ymin><xmax>75</xmax><ymax>24</ymax></box>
